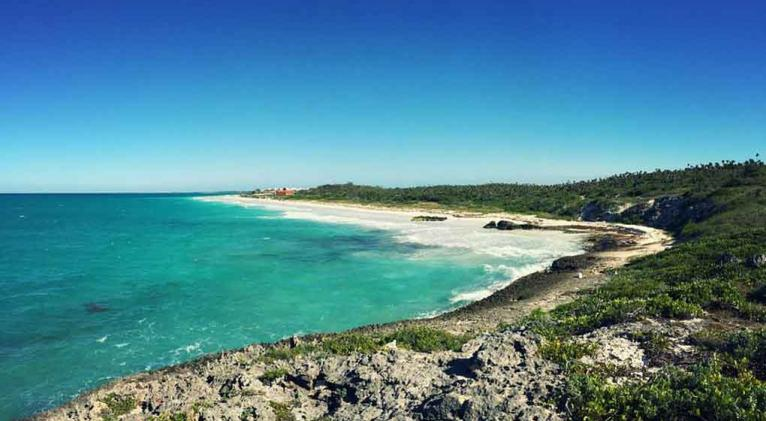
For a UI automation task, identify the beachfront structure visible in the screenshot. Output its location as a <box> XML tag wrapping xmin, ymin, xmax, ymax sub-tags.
<box><xmin>243</xmin><ymin>187</ymin><xmax>299</xmax><ymax>198</ymax></box>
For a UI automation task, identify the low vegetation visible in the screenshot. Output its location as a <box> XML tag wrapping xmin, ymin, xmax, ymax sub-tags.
<box><xmin>538</xmin><ymin>339</ymin><xmax>597</xmax><ymax>369</ymax></box>
<box><xmin>320</xmin><ymin>332</ymin><xmax>383</xmax><ymax>355</ymax></box>
<box><xmin>293</xmin><ymin>160</ymin><xmax>765</xmax><ymax>227</ymax></box>
<box><xmin>258</xmin><ymin>327</ymin><xmax>471</xmax><ymax>364</ymax></box>
<box><xmin>692</xmin><ymin>328</ymin><xmax>766</xmax><ymax>380</ymax></box>
<box><xmin>147</xmin><ymin>413</ymin><xmax>188</xmax><ymax>421</ymax></box>
<box><xmin>99</xmin><ymin>393</ymin><xmax>136</xmax><ymax>420</ymax></box>
<box><xmin>300</xmin><ymin>160</ymin><xmax>766</xmax><ymax>419</ymax></box>
<box><xmin>268</xmin><ymin>401</ymin><xmax>295</xmax><ymax>421</ymax></box>
<box><xmin>259</xmin><ymin>368</ymin><xmax>290</xmax><ymax>383</ymax></box>
<box><xmin>562</xmin><ymin>359</ymin><xmax>766</xmax><ymax>420</ymax></box>
<box><xmin>385</xmin><ymin>326</ymin><xmax>469</xmax><ymax>352</ymax></box>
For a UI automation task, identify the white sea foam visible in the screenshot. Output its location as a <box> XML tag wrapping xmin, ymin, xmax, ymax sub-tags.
<box><xmin>195</xmin><ymin>195</ymin><xmax>586</xmax><ymax>305</ymax></box>
<box><xmin>449</xmin><ymin>262</ymin><xmax>551</xmax><ymax>303</ymax></box>
<box><xmin>171</xmin><ymin>342</ymin><xmax>201</xmax><ymax>355</ymax></box>
<box><xmin>415</xmin><ymin>308</ymin><xmax>451</xmax><ymax>319</ymax></box>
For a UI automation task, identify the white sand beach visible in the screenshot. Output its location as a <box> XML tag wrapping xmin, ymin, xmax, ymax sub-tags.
<box><xmin>195</xmin><ymin>195</ymin><xmax>671</xmax><ymax>304</ymax></box>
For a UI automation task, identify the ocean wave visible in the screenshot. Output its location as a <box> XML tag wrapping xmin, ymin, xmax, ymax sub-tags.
<box><xmin>197</xmin><ymin>194</ymin><xmax>585</xmax><ymax>306</ymax></box>
<box><xmin>171</xmin><ymin>342</ymin><xmax>201</xmax><ymax>356</ymax></box>
<box><xmin>449</xmin><ymin>261</ymin><xmax>552</xmax><ymax>304</ymax></box>
<box><xmin>414</xmin><ymin>308</ymin><xmax>452</xmax><ymax>319</ymax></box>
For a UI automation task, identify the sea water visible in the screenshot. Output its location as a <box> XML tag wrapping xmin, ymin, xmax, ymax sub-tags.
<box><xmin>0</xmin><ymin>194</ymin><xmax>582</xmax><ymax>419</ymax></box>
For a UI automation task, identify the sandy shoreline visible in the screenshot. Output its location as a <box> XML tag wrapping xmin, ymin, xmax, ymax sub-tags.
<box><xmin>200</xmin><ymin>194</ymin><xmax>670</xmax><ymax>257</ymax></box>
<box><xmin>197</xmin><ymin>195</ymin><xmax>672</xmax><ymax>331</ymax></box>
<box><xmin>197</xmin><ymin>195</ymin><xmax>593</xmax><ymax>306</ymax></box>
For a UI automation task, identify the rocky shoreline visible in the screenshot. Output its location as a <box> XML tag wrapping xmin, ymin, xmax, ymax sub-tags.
<box><xmin>30</xmin><ymin>215</ymin><xmax>670</xmax><ymax>421</ymax></box>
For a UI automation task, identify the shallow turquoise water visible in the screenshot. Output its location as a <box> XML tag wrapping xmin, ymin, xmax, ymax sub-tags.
<box><xmin>0</xmin><ymin>194</ymin><xmax>566</xmax><ymax>419</ymax></box>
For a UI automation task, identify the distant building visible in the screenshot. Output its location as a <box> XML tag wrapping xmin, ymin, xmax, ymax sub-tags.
<box><xmin>276</xmin><ymin>187</ymin><xmax>295</xmax><ymax>196</ymax></box>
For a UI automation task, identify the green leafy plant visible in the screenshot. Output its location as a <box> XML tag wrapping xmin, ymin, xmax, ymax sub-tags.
<box><xmin>268</xmin><ymin>401</ymin><xmax>295</xmax><ymax>421</ymax></box>
<box><xmin>383</xmin><ymin>327</ymin><xmax>470</xmax><ymax>352</ymax></box>
<box><xmin>539</xmin><ymin>339</ymin><xmax>597</xmax><ymax>368</ymax></box>
<box><xmin>259</xmin><ymin>368</ymin><xmax>289</xmax><ymax>383</ymax></box>
<box><xmin>99</xmin><ymin>392</ymin><xmax>136</xmax><ymax>420</ymax></box>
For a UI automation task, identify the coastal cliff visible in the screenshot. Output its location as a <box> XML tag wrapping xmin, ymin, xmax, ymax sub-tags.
<box><xmin>34</xmin><ymin>161</ymin><xmax>766</xmax><ymax>420</ymax></box>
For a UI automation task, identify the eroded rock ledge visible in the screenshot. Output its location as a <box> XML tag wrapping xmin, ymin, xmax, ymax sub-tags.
<box><xmin>35</xmin><ymin>330</ymin><xmax>563</xmax><ymax>421</ymax></box>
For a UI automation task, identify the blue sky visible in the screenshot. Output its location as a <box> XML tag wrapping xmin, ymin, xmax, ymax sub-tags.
<box><xmin>1</xmin><ymin>0</ymin><xmax>764</xmax><ymax>192</ymax></box>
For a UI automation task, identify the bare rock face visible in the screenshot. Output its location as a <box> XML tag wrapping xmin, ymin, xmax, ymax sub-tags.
<box><xmin>580</xmin><ymin>195</ymin><xmax>716</xmax><ymax>233</ymax></box>
<box><xmin>550</xmin><ymin>255</ymin><xmax>596</xmax><ymax>272</ymax></box>
<box><xmin>580</xmin><ymin>201</ymin><xmax>620</xmax><ymax>222</ymax></box>
<box><xmin>619</xmin><ymin>196</ymin><xmax>716</xmax><ymax>232</ymax></box>
<box><xmin>716</xmin><ymin>252</ymin><xmax>741</xmax><ymax>266</ymax></box>
<box><xmin>746</xmin><ymin>254</ymin><xmax>766</xmax><ymax>268</ymax></box>
<box><xmin>487</xmin><ymin>220</ymin><xmax>538</xmax><ymax>231</ymax></box>
<box><xmin>35</xmin><ymin>331</ymin><xmax>565</xmax><ymax>421</ymax></box>
<box><xmin>414</xmin><ymin>332</ymin><xmax>562</xmax><ymax>421</ymax></box>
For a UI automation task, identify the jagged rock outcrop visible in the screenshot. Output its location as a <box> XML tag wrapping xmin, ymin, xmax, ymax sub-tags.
<box><xmin>412</xmin><ymin>216</ymin><xmax>447</xmax><ymax>222</ymax></box>
<box><xmin>745</xmin><ymin>254</ymin><xmax>766</xmax><ymax>268</ymax></box>
<box><xmin>549</xmin><ymin>255</ymin><xmax>596</xmax><ymax>272</ymax></box>
<box><xmin>35</xmin><ymin>331</ymin><xmax>565</xmax><ymax>421</ymax></box>
<box><xmin>716</xmin><ymin>252</ymin><xmax>741</xmax><ymax>266</ymax></box>
<box><xmin>579</xmin><ymin>201</ymin><xmax>620</xmax><ymax>222</ymax></box>
<box><xmin>580</xmin><ymin>195</ymin><xmax>715</xmax><ymax>233</ymax></box>
<box><xmin>634</xmin><ymin>196</ymin><xmax>715</xmax><ymax>231</ymax></box>
<box><xmin>486</xmin><ymin>220</ymin><xmax>538</xmax><ymax>231</ymax></box>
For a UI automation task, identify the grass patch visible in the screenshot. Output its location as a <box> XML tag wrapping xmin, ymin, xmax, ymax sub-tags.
<box><xmin>560</xmin><ymin>360</ymin><xmax>766</xmax><ymax>420</ymax></box>
<box><xmin>627</xmin><ymin>329</ymin><xmax>671</xmax><ymax>362</ymax></box>
<box><xmin>259</xmin><ymin>368</ymin><xmax>289</xmax><ymax>383</ymax></box>
<box><xmin>190</xmin><ymin>400</ymin><xmax>212</xmax><ymax>414</ymax></box>
<box><xmin>692</xmin><ymin>328</ymin><xmax>766</xmax><ymax>380</ymax></box>
<box><xmin>268</xmin><ymin>401</ymin><xmax>295</xmax><ymax>421</ymax></box>
<box><xmin>317</xmin><ymin>327</ymin><xmax>470</xmax><ymax>355</ymax></box>
<box><xmin>258</xmin><ymin>344</ymin><xmax>318</xmax><ymax>362</ymax></box>
<box><xmin>321</xmin><ymin>333</ymin><xmax>382</xmax><ymax>354</ymax></box>
<box><xmin>384</xmin><ymin>327</ymin><xmax>470</xmax><ymax>352</ymax></box>
<box><xmin>100</xmin><ymin>393</ymin><xmax>136</xmax><ymax>419</ymax></box>
<box><xmin>539</xmin><ymin>339</ymin><xmax>597</xmax><ymax>369</ymax></box>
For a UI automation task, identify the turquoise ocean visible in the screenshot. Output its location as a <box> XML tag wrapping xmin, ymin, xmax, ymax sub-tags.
<box><xmin>0</xmin><ymin>194</ymin><xmax>582</xmax><ymax>419</ymax></box>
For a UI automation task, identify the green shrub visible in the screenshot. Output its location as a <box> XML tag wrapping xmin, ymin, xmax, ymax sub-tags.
<box><xmin>560</xmin><ymin>360</ymin><xmax>766</xmax><ymax>420</ymax></box>
<box><xmin>321</xmin><ymin>333</ymin><xmax>382</xmax><ymax>354</ymax></box>
<box><xmin>259</xmin><ymin>368</ymin><xmax>289</xmax><ymax>383</ymax></box>
<box><xmin>516</xmin><ymin>308</ymin><xmax>564</xmax><ymax>339</ymax></box>
<box><xmin>268</xmin><ymin>401</ymin><xmax>295</xmax><ymax>421</ymax></box>
<box><xmin>539</xmin><ymin>339</ymin><xmax>597</xmax><ymax>369</ymax></box>
<box><xmin>627</xmin><ymin>330</ymin><xmax>671</xmax><ymax>360</ymax></box>
<box><xmin>383</xmin><ymin>327</ymin><xmax>469</xmax><ymax>352</ymax></box>
<box><xmin>190</xmin><ymin>400</ymin><xmax>212</xmax><ymax>414</ymax></box>
<box><xmin>693</xmin><ymin>328</ymin><xmax>766</xmax><ymax>380</ymax></box>
<box><xmin>100</xmin><ymin>392</ymin><xmax>136</xmax><ymax>418</ymax></box>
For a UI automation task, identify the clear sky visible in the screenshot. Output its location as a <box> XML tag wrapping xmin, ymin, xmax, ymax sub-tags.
<box><xmin>1</xmin><ymin>0</ymin><xmax>764</xmax><ymax>192</ymax></box>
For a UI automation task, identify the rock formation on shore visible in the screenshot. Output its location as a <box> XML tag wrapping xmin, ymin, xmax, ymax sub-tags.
<box><xmin>579</xmin><ymin>195</ymin><xmax>716</xmax><ymax>233</ymax></box>
<box><xmin>35</xmin><ymin>316</ymin><xmax>709</xmax><ymax>421</ymax></box>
